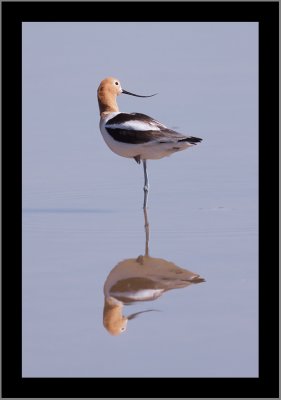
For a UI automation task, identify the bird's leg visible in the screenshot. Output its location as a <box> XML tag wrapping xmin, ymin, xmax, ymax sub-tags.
<box><xmin>143</xmin><ymin>207</ymin><xmax>150</xmax><ymax>257</ymax></box>
<box><xmin>143</xmin><ymin>160</ymin><xmax>149</xmax><ymax>209</ymax></box>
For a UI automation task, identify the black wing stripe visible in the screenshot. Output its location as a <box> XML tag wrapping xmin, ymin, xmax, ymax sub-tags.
<box><xmin>106</xmin><ymin>126</ymin><xmax>203</xmax><ymax>145</ymax></box>
<box><xmin>106</xmin><ymin>113</ymin><xmax>154</xmax><ymax>126</ymax></box>
<box><xmin>106</xmin><ymin>112</ymin><xmax>167</xmax><ymax>130</ymax></box>
<box><xmin>178</xmin><ymin>136</ymin><xmax>202</xmax><ymax>144</ymax></box>
<box><xmin>106</xmin><ymin>128</ymin><xmax>159</xmax><ymax>144</ymax></box>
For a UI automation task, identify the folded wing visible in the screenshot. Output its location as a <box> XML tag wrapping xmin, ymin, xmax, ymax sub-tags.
<box><xmin>105</xmin><ymin>112</ymin><xmax>202</xmax><ymax>145</ymax></box>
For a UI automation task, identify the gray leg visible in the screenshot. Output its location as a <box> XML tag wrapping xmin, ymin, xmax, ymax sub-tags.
<box><xmin>143</xmin><ymin>207</ymin><xmax>150</xmax><ymax>256</ymax></box>
<box><xmin>143</xmin><ymin>160</ymin><xmax>149</xmax><ymax>209</ymax></box>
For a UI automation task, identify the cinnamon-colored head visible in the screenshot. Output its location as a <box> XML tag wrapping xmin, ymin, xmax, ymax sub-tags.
<box><xmin>97</xmin><ymin>77</ymin><xmax>122</xmax><ymax>115</ymax></box>
<box><xmin>97</xmin><ymin>77</ymin><xmax>157</xmax><ymax>116</ymax></box>
<box><xmin>103</xmin><ymin>297</ymin><xmax>128</xmax><ymax>336</ymax></box>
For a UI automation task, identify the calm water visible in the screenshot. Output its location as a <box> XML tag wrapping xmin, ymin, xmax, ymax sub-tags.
<box><xmin>22</xmin><ymin>22</ymin><xmax>258</xmax><ymax>377</ymax></box>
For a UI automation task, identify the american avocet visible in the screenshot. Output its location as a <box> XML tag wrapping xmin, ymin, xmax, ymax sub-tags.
<box><xmin>103</xmin><ymin>208</ymin><xmax>204</xmax><ymax>335</ymax></box>
<box><xmin>97</xmin><ymin>77</ymin><xmax>202</xmax><ymax>208</ymax></box>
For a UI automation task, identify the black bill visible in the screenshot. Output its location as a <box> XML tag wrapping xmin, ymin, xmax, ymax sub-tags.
<box><xmin>122</xmin><ymin>89</ymin><xmax>157</xmax><ymax>98</ymax></box>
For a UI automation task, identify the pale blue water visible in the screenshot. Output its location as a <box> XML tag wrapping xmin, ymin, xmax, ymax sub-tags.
<box><xmin>22</xmin><ymin>22</ymin><xmax>258</xmax><ymax>377</ymax></box>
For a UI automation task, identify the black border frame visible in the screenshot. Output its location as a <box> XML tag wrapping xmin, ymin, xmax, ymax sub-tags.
<box><xmin>2</xmin><ymin>1</ymin><xmax>279</xmax><ymax>398</ymax></box>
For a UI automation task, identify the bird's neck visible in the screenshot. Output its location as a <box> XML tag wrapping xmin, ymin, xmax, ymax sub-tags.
<box><xmin>98</xmin><ymin>94</ymin><xmax>119</xmax><ymax>116</ymax></box>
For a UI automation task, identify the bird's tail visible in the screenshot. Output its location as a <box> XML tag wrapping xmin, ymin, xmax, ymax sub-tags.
<box><xmin>179</xmin><ymin>136</ymin><xmax>202</xmax><ymax>145</ymax></box>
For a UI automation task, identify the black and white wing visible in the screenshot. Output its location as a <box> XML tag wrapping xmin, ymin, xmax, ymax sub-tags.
<box><xmin>105</xmin><ymin>112</ymin><xmax>202</xmax><ymax>145</ymax></box>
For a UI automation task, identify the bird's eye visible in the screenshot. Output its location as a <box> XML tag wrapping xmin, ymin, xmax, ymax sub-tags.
<box><xmin>115</xmin><ymin>82</ymin><xmax>119</xmax><ymax>85</ymax></box>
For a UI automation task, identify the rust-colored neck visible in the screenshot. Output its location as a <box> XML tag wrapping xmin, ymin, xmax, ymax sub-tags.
<box><xmin>98</xmin><ymin>91</ymin><xmax>119</xmax><ymax>116</ymax></box>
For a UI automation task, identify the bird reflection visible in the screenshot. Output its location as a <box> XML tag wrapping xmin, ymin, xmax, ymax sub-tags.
<box><xmin>103</xmin><ymin>209</ymin><xmax>205</xmax><ymax>335</ymax></box>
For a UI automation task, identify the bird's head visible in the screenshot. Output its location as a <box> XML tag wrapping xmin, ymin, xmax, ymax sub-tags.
<box><xmin>98</xmin><ymin>77</ymin><xmax>157</xmax><ymax>99</ymax></box>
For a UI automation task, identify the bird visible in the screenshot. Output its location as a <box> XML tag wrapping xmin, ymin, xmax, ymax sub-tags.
<box><xmin>97</xmin><ymin>77</ymin><xmax>202</xmax><ymax>209</ymax></box>
<box><xmin>103</xmin><ymin>256</ymin><xmax>204</xmax><ymax>336</ymax></box>
<box><xmin>103</xmin><ymin>208</ymin><xmax>204</xmax><ymax>336</ymax></box>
